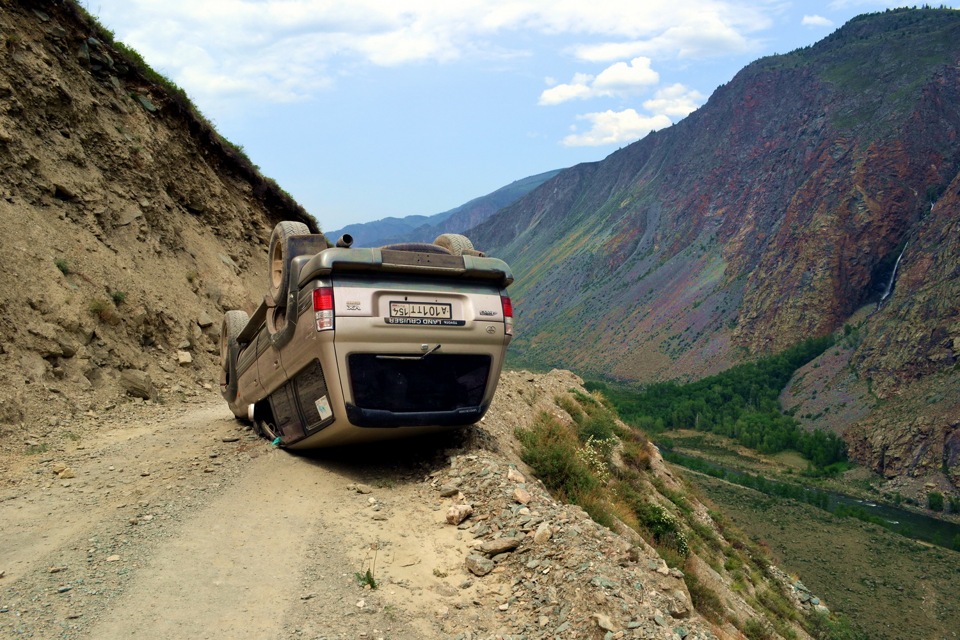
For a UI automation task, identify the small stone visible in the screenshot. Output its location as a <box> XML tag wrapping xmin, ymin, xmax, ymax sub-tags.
<box><xmin>513</xmin><ymin>487</ymin><xmax>532</xmax><ymax>504</ymax></box>
<box><xmin>58</xmin><ymin>468</ymin><xmax>76</xmax><ymax>479</ymax></box>
<box><xmin>300</xmin><ymin>593</ymin><xmax>315</xmax><ymax>600</ymax></box>
<box><xmin>177</xmin><ymin>351</ymin><xmax>193</xmax><ymax>366</ymax></box>
<box><xmin>197</xmin><ymin>312</ymin><xmax>215</xmax><ymax>328</ymax></box>
<box><xmin>48</xmin><ymin>566</ymin><xmax>65</xmax><ymax>574</ymax></box>
<box><xmin>354</xmin><ymin>483</ymin><xmax>373</xmax><ymax>494</ymax></box>
<box><xmin>507</xmin><ymin>468</ymin><xmax>526</xmax><ymax>483</ymax></box>
<box><xmin>498</xmin><ymin>603</ymin><xmax>509</xmax><ymax>611</ymax></box>
<box><xmin>221</xmin><ymin>436</ymin><xmax>240</xmax><ymax>443</ymax></box>
<box><xmin>106</xmin><ymin>555</ymin><xmax>120</xmax><ymax>562</ymax></box>
<box><xmin>439</xmin><ymin>485</ymin><xmax>460</xmax><ymax>497</ymax></box>
<box><xmin>57</xmin><ymin>586</ymin><xmax>72</xmax><ymax>594</ymax></box>
<box><xmin>446</xmin><ymin>504</ymin><xmax>473</xmax><ymax>525</ymax></box>
<box><xmin>534</xmin><ymin>522</ymin><xmax>553</xmax><ymax>544</ymax></box>
<box><xmin>479</xmin><ymin>537</ymin><xmax>521</xmax><ymax>556</ymax></box>
<box><xmin>465</xmin><ymin>555</ymin><xmax>495</xmax><ymax>577</ymax></box>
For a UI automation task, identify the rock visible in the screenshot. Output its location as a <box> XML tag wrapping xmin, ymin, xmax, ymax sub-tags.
<box><xmin>507</xmin><ymin>467</ymin><xmax>526</xmax><ymax>483</ymax></box>
<box><xmin>465</xmin><ymin>555</ymin><xmax>495</xmax><ymax>576</ymax></box>
<box><xmin>534</xmin><ymin>522</ymin><xmax>553</xmax><ymax>544</ymax></box>
<box><xmin>593</xmin><ymin>613</ymin><xmax>616</xmax><ymax>632</ymax></box>
<box><xmin>513</xmin><ymin>487</ymin><xmax>532</xmax><ymax>504</ymax></box>
<box><xmin>197</xmin><ymin>311</ymin><xmax>215</xmax><ymax>328</ymax></box>
<box><xmin>106</xmin><ymin>555</ymin><xmax>120</xmax><ymax>562</ymax></box>
<box><xmin>479</xmin><ymin>536</ymin><xmax>521</xmax><ymax>555</ymax></box>
<box><xmin>120</xmin><ymin>369</ymin><xmax>157</xmax><ymax>401</ymax></box>
<box><xmin>221</xmin><ymin>436</ymin><xmax>240</xmax><ymax>443</ymax></box>
<box><xmin>57</xmin><ymin>468</ymin><xmax>76</xmax><ymax>479</ymax></box>
<box><xmin>439</xmin><ymin>485</ymin><xmax>460</xmax><ymax>497</ymax></box>
<box><xmin>177</xmin><ymin>351</ymin><xmax>193</xmax><ymax>366</ymax></box>
<box><xmin>446</xmin><ymin>504</ymin><xmax>473</xmax><ymax>525</ymax></box>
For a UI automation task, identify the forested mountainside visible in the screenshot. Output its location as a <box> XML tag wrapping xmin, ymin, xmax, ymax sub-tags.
<box><xmin>471</xmin><ymin>8</ymin><xmax>960</xmax><ymax>492</ymax></box>
<box><xmin>327</xmin><ymin>169</ymin><xmax>560</xmax><ymax>247</ymax></box>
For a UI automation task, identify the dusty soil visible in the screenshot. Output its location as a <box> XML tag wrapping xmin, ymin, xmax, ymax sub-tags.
<box><xmin>1</xmin><ymin>371</ymin><xmax>730</xmax><ymax>640</ymax></box>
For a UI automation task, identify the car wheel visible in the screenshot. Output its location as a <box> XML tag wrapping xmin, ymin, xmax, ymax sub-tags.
<box><xmin>268</xmin><ymin>221</ymin><xmax>311</xmax><ymax>303</ymax></box>
<box><xmin>434</xmin><ymin>233</ymin><xmax>474</xmax><ymax>256</ymax></box>
<box><xmin>220</xmin><ymin>310</ymin><xmax>249</xmax><ymax>371</ymax></box>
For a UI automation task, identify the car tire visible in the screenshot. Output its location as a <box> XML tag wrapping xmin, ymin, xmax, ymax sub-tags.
<box><xmin>434</xmin><ymin>233</ymin><xmax>474</xmax><ymax>256</ymax></box>
<box><xmin>220</xmin><ymin>310</ymin><xmax>249</xmax><ymax>371</ymax></box>
<box><xmin>268</xmin><ymin>221</ymin><xmax>311</xmax><ymax>303</ymax></box>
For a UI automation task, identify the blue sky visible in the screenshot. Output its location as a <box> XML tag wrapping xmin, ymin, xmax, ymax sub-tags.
<box><xmin>80</xmin><ymin>1</ymin><xmax>958</xmax><ymax>231</ymax></box>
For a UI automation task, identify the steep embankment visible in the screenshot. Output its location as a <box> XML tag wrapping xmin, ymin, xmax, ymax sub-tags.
<box><xmin>471</xmin><ymin>8</ymin><xmax>960</xmax><ymax>492</ymax></box>
<box><xmin>0</xmin><ymin>0</ymin><xmax>314</xmax><ymax>429</ymax></box>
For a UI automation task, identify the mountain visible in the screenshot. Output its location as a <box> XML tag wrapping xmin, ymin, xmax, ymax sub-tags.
<box><xmin>327</xmin><ymin>169</ymin><xmax>561</xmax><ymax>247</ymax></box>
<box><xmin>471</xmin><ymin>8</ymin><xmax>960</xmax><ymax>494</ymax></box>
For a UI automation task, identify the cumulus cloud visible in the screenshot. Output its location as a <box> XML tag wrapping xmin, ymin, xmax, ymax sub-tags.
<box><xmin>802</xmin><ymin>15</ymin><xmax>834</xmax><ymax>28</ymax></box>
<box><xmin>642</xmin><ymin>84</ymin><xmax>706</xmax><ymax>118</ymax></box>
<box><xmin>562</xmin><ymin>109</ymin><xmax>672</xmax><ymax>147</ymax></box>
<box><xmin>539</xmin><ymin>58</ymin><xmax>659</xmax><ymax>105</ymax></box>
<box><xmin>85</xmin><ymin>0</ymin><xmax>775</xmax><ymax>107</ymax></box>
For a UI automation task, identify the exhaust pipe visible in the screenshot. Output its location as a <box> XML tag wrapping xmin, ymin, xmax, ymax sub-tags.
<box><xmin>336</xmin><ymin>234</ymin><xmax>354</xmax><ymax>248</ymax></box>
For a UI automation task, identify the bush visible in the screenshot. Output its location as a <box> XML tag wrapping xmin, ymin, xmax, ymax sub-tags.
<box><xmin>516</xmin><ymin>412</ymin><xmax>600</xmax><ymax>502</ymax></box>
<box><xmin>55</xmin><ymin>258</ymin><xmax>70</xmax><ymax>275</ymax></box>
<box><xmin>927</xmin><ymin>491</ymin><xmax>944</xmax><ymax>512</ymax></box>
<box><xmin>111</xmin><ymin>290</ymin><xmax>127</xmax><ymax>305</ymax></box>
<box><xmin>683</xmin><ymin>566</ymin><xmax>725</xmax><ymax>623</ymax></box>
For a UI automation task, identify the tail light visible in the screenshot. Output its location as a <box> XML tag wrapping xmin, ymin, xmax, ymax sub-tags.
<box><xmin>501</xmin><ymin>295</ymin><xmax>513</xmax><ymax>336</ymax></box>
<box><xmin>313</xmin><ymin>286</ymin><xmax>334</xmax><ymax>331</ymax></box>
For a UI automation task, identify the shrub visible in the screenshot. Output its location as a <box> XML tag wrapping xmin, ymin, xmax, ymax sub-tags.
<box><xmin>111</xmin><ymin>290</ymin><xmax>127</xmax><ymax>305</ymax></box>
<box><xmin>55</xmin><ymin>258</ymin><xmax>70</xmax><ymax>275</ymax></box>
<box><xmin>683</xmin><ymin>566</ymin><xmax>725</xmax><ymax>623</ymax></box>
<box><xmin>516</xmin><ymin>412</ymin><xmax>600</xmax><ymax>502</ymax></box>
<box><xmin>927</xmin><ymin>491</ymin><xmax>944</xmax><ymax>512</ymax></box>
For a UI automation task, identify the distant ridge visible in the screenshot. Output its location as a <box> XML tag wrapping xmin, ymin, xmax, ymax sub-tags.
<box><xmin>327</xmin><ymin>169</ymin><xmax>561</xmax><ymax>247</ymax></box>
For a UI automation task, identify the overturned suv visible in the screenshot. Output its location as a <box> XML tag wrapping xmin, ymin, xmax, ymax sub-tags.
<box><xmin>219</xmin><ymin>221</ymin><xmax>514</xmax><ymax>449</ymax></box>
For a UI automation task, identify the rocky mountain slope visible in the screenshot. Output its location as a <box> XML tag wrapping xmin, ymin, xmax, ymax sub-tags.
<box><xmin>470</xmin><ymin>8</ymin><xmax>960</xmax><ymax>495</ymax></box>
<box><xmin>327</xmin><ymin>169</ymin><xmax>561</xmax><ymax>248</ymax></box>
<box><xmin>0</xmin><ymin>0</ymin><xmax>316</xmax><ymax>427</ymax></box>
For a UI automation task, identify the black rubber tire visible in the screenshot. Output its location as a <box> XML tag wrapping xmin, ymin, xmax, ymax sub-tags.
<box><xmin>220</xmin><ymin>310</ymin><xmax>249</xmax><ymax>371</ymax></box>
<box><xmin>268</xmin><ymin>221</ymin><xmax>310</xmax><ymax>303</ymax></box>
<box><xmin>433</xmin><ymin>234</ymin><xmax>474</xmax><ymax>256</ymax></box>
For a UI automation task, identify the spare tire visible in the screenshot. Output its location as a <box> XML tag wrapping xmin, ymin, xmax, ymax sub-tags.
<box><xmin>434</xmin><ymin>234</ymin><xmax>474</xmax><ymax>256</ymax></box>
<box><xmin>268</xmin><ymin>221</ymin><xmax>310</xmax><ymax>303</ymax></box>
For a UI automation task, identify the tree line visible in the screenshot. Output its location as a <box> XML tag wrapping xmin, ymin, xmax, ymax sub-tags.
<box><xmin>586</xmin><ymin>336</ymin><xmax>848</xmax><ymax>470</ymax></box>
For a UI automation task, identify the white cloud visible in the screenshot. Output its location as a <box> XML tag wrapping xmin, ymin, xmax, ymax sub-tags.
<box><xmin>801</xmin><ymin>15</ymin><xmax>835</xmax><ymax>28</ymax></box>
<box><xmin>84</xmin><ymin>0</ymin><xmax>775</xmax><ymax>107</ymax></box>
<box><xmin>593</xmin><ymin>57</ymin><xmax>659</xmax><ymax>92</ymax></box>
<box><xmin>539</xmin><ymin>58</ymin><xmax>658</xmax><ymax>105</ymax></box>
<box><xmin>642</xmin><ymin>84</ymin><xmax>706</xmax><ymax>118</ymax></box>
<box><xmin>562</xmin><ymin>109</ymin><xmax>672</xmax><ymax>147</ymax></box>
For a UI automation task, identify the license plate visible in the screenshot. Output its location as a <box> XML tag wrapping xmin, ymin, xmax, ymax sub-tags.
<box><xmin>389</xmin><ymin>301</ymin><xmax>452</xmax><ymax>319</ymax></box>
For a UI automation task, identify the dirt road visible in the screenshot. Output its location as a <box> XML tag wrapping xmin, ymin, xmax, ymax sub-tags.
<box><xmin>0</xmin><ymin>397</ymin><xmax>487</xmax><ymax>639</ymax></box>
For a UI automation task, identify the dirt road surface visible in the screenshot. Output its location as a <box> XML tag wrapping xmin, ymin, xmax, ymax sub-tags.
<box><xmin>0</xmin><ymin>396</ymin><xmax>493</xmax><ymax>639</ymax></box>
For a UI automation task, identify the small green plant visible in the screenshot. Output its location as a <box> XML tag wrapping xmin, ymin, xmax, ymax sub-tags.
<box><xmin>432</xmin><ymin>568</ymin><xmax>447</xmax><ymax>578</ymax></box>
<box><xmin>26</xmin><ymin>443</ymin><xmax>49</xmax><ymax>455</ymax></box>
<box><xmin>186</xmin><ymin>270</ymin><xmax>199</xmax><ymax>283</ymax></box>
<box><xmin>354</xmin><ymin>568</ymin><xmax>378</xmax><ymax>589</ymax></box>
<box><xmin>89</xmin><ymin>299</ymin><xmax>120</xmax><ymax>324</ymax></box>
<box><xmin>111</xmin><ymin>290</ymin><xmax>127</xmax><ymax>305</ymax></box>
<box><xmin>55</xmin><ymin>258</ymin><xmax>70</xmax><ymax>275</ymax></box>
<box><xmin>61</xmin><ymin>431</ymin><xmax>81</xmax><ymax>442</ymax></box>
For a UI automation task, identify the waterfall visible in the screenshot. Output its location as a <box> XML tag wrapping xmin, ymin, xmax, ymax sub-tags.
<box><xmin>878</xmin><ymin>242</ymin><xmax>907</xmax><ymax>306</ymax></box>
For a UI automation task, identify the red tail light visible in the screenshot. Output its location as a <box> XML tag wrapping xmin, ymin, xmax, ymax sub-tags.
<box><xmin>313</xmin><ymin>286</ymin><xmax>334</xmax><ymax>331</ymax></box>
<box><xmin>501</xmin><ymin>295</ymin><xmax>513</xmax><ymax>336</ymax></box>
